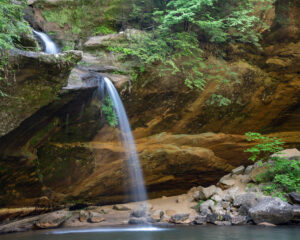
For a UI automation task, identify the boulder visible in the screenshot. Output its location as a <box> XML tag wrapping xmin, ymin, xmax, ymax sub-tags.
<box><xmin>233</xmin><ymin>193</ymin><xmax>258</xmax><ymax>208</ymax></box>
<box><xmin>88</xmin><ymin>212</ymin><xmax>104</xmax><ymax>223</ymax></box>
<box><xmin>231</xmin><ymin>166</ymin><xmax>245</xmax><ymax>175</ymax></box>
<box><xmin>128</xmin><ymin>217</ymin><xmax>148</xmax><ymax>225</ymax></box>
<box><xmin>271</xmin><ymin>148</ymin><xmax>300</xmax><ymax>160</ymax></box>
<box><xmin>199</xmin><ymin>200</ymin><xmax>215</xmax><ymax>212</ymax></box>
<box><xmin>224</xmin><ymin>187</ymin><xmax>240</xmax><ymax>202</ymax></box>
<box><xmin>218</xmin><ymin>174</ymin><xmax>236</xmax><ymax>189</ymax></box>
<box><xmin>250</xmin><ymin>165</ymin><xmax>269</xmax><ymax>182</ymax></box>
<box><xmin>199</xmin><ymin>185</ymin><xmax>220</xmax><ymax>199</ymax></box>
<box><xmin>79</xmin><ymin>210</ymin><xmax>89</xmax><ymax>222</ymax></box>
<box><xmin>193</xmin><ymin>216</ymin><xmax>207</xmax><ymax>225</ymax></box>
<box><xmin>249</xmin><ymin>197</ymin><xmax>294</xmax><ymax>225</ymax></box>
<box><xmin>150</xmin><ymin>210</ymin><xmax>164</xmax><ymax>222</ymax></box>
<box><xmin>210</xmin><ymin>205</ymin><xmax>225</xmax><ymax>215</ymax></box>
<box><xmin>130</xmin><ymin>205</ymin><xmax>148</xmax><ymax>218</ymax></box>
<box><xmin>292</xmin><ymin>206</ymin><xmax>300</xmax><ymax>222</ymax></box>
<box><xmin>35</xmin><ymin>210</ymin><xmax>71</xmax><ymax>229</ymax></box>
<box><xmin>231</xmin><ymin>215</ymin><xmax>248</xmax><ymax>225</ymax></box>
<box><xmin>0</xmin><ymin>216</ymin><xmax>39</xmax><ymax>234</ymax></box>
<box><xmin>288</xmin><ymin>192</ymin><xmax>300</xmax><ymax>204</ymax></box>
<box><xmin>169</xmin><ymin>214</ymin><xmax>190</xmax><ymax>224</ymax></box>
<box><xmin>244</xmin><ymin>165</ymin><xmax>253</xmax><ymax>175</ymax></box>
<box><xmin>211</xmin><ymin>194</ymin><xmax>222</xmax><ymax>202</ymax></box>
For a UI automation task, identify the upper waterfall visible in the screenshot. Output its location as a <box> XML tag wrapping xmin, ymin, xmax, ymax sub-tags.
<box><xmin>33</xmin><ymin>30</ymin><xmax>59</xmax><ymax>54</ymax></box>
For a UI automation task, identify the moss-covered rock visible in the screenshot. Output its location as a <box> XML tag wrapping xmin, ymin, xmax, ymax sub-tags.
<box><xmin>0</xmin><ymin>50</ymin><xmax>82</xmax><ymax>137</ymax></box>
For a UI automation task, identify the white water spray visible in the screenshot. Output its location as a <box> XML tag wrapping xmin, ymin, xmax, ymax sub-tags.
<box><xmin>33</xmin><ymin>30</ymin><xmax>59</xmax><ymax>54</ymax></box>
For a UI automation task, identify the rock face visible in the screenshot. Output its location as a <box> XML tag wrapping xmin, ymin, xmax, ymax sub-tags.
<box><xmin>0</xmin><ymin>50</ymin><xmax>82</xmax><ymax>137</ymax></box>
<box><xmin>249</xmin><ymin>197</ymin><xmax>294</xmax><ymax>224</ymax></box>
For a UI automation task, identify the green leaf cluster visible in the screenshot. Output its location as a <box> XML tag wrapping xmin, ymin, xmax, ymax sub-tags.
<box><xmin>101</xmin><ymin>96</ymin><xmax>118</xmax><ymax>127</ymax></box>
<box><xmin>0</xmin><ymin>0</ymin><xmax>31</xmax><ymax>49</ymax></box>
<box><xmin>245</xmin><ymin>132</ymin><xmax>285</xmax><ymax>162</ymax></box>
<box><xmin>245</xmin><ymin>132</ymin><xmax>300</xmax><ymax>201</ymax></box>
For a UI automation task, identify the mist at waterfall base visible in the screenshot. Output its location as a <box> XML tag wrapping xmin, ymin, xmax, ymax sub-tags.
<box><xmin>91</xmin><ymin>76</ymin><xmax>148</xmax><ymax>203</ymax></box>
<box><xmin>33</xmin><ymin>30</ymin><xmax>59</xmax><ymax>54</ymax></box>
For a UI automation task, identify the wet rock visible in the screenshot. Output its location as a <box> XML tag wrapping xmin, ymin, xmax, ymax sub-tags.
<box><xmin>199</xmin><ymin>208</ymin><xmax>212</xmax><ymax>216</ymax></box>
<box><xmin>88</xmin><ymin>212</ymin><xmax>104</xmax><ymax>223</ymax></box>
<box><xmin>249</xmin><ymin>197</ymin><xmax>294</xmax><ymax>225</ymax></box>
<box><xmin>128</xmin><ymin>217</ymin><xmax>148</xmax><ymax>225</ymax></box>
<box><xmin>289</xmin><ymin>192</ymin><xmax>300</xmax><ymax>204</ymax></box>
<box><xmin>79</xmin><ymin>210</ymin><xmax>89</xmax><ymax>222</ymax></box>
<box><xmin>231</xmin><ymin>166</ymin><xmax>245</xmax><ymax>175</ymax></box>
<box><xmin>113</xmin><ymin>205</ymin><xmax>131</xmax><ymax>211</ymax></box>
<box><xmin>193</xmin><ymin>216</ymin><xmax>207</xmax><ymax>225</ymax></box>
<box><xmin>169</xmin><ymin>214</ymin><xmax>190</xmax><ymax>224</ymax></box>
<box><xmin>231</xmin><ymin>215</ymin><xmax>248</xmax><ymax>225</ymax></box>
<box><xmin>35</xmin><ymin>210</ymin><xmax>71</xmax><ymax>229</ymax></box>
<box><xmin>206</xmin><ymin>213</ymin><xmax>218</xmax><ymax>223</ymax></box>
<box><xmin>214</xmin><ymin>221</ymin><xmax>232</xmax><ymax>226</ymax></box>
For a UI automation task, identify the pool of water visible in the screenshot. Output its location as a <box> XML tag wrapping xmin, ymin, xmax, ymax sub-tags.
<box><xmin>0</xmin><ymin>225</ymin><xmax>299</xmax><ymax>240</ymax></box>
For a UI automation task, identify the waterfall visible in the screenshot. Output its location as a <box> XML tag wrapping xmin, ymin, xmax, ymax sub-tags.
<box><xmin>96</xmin><ymin>76</ymin><xmax>148</xmax><ymax>202</ymax></box>
<box><xmin>33</xmin><ymin>30</ymin><xmax>59</xmax><ymax>54</ymax></box>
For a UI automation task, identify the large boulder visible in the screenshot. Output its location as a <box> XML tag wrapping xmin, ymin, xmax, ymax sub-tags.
<box><xmin>249</xmin><ymin>197</ymin><xmax>294</xmax><ymax>225</ymax></box>
<box><xmin>35</xmin><ymin>210</ymin><xmax>71</xmax><ymax>229</ymax></box>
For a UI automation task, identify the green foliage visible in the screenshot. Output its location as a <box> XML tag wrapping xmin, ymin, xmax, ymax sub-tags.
<box><xmin>0</xmin><ymin>0</ymin><xmax>31</xmax><ymax>49</ymax></box>
<box><xmin>206</xmin><ymin>94</ymin><xmax>232</xmax><ymax>107</ymax></box>
<box><xmin>259</xmin><ymin>156</ymin><xmax>300</xmax><ymax>200</ymax></box>
<box><xmin>245</xmin><ymin>132</ymin><xmax>285</xmax><ymax>162</ymax></box>
<box><xmin>101</xmin><ymin>96</ymin><xmax>118</xmax><ymax>127</ymax></box>
<box><xmin>245</xmin><ymin>132</ymin><xmax>300</xmax><ymax>201</ymax></box>
<box><xmin>62</xmin><ymin>41</ymin><xmax>76</xmax><ymax>51</ymax></box>
<box><xmin>93</xmin><ymin>26</ymin><xmax>116</xmax><ymax>36</ymax></box>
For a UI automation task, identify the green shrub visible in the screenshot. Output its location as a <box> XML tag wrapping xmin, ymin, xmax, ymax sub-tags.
<box><xmin>0</xmin><ymin>0</ymin><xmax>31</xmax><ymax>49</ymax></box>
<box><xmin>245</xmin><ymin>132</ymin><xmax>300</xmax><ymax>200</ymax></box>
<box><xmin>101</xmin><ymin>96</ymin><xmax>118</xmax><ymax>127</ymax></box>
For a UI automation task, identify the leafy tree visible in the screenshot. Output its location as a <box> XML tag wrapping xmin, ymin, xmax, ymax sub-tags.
<box><xmin>0</xmin><ymin>0</ymin><xmax>31</xmax><ymax>49</ymax></box>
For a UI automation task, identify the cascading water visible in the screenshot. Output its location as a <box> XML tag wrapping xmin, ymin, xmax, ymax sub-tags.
<box><xmin>94</xmin><ymin>76</ymin><xmax>148</xmax><ymax>202</ymax></box>
<box><xmin>33</xmin><ymin>30</ymin><xmax>59</xmax><ymax>54</ymax></box>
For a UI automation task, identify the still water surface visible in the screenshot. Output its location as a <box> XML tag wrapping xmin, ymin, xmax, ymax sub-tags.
<box><xmin>0</xmin><ymin>226</ymin><xmax>299</xmax><ymax>240</ymax></box>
